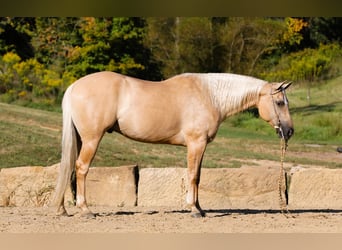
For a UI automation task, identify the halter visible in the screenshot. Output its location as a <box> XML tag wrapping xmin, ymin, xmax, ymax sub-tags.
<box><xmin>270</xmin><ymin>83</ymin><xmax>290</xmax><ymax>142</ymax></box>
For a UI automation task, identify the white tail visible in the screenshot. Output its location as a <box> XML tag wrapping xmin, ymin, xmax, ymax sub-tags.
<box><xmin>51</xmin><ymin>84</ymin><xmax>79</xmax><ymax>208</ymax></box>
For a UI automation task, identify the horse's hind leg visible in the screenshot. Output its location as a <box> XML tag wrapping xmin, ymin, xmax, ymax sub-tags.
<box><xmin>75</xmin><ymin>136</ymin><xmax>102</xmax><ymax>217</ymax></box>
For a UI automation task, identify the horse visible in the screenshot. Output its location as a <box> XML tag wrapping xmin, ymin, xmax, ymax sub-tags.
<box><xmin>51</xmin><ymin>71</ymin><xmax>294</xmax><ymax>218</ymax></box>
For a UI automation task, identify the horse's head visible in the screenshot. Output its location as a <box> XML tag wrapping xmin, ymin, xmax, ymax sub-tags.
<box><xmin>258</xmin><ymin>81</ymin><xmax>294</xmax><ymax>142</ymax></box>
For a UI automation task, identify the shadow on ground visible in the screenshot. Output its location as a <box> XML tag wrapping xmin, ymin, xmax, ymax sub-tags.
<box><xmin>82</xmin><ymin>208</ymin><xmax>342</xmax><ymax>218</ymax></box>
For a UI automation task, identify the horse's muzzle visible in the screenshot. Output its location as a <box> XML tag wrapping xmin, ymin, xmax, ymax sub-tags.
<box><xmin>275</xmin><ymin>125</ymin><xmax>294</xmax><ymax>141</ymax></box>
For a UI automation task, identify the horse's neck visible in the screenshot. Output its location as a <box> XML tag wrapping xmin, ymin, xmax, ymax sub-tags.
<box><xmin>198</xmin><ymin>74</ymin><xmax>266</xmax><ymax>119</ymax></box>
<box><xmin>222</xmin><ymin>93</ymin><xmax>259</xmax><ymax>117</ymax></box>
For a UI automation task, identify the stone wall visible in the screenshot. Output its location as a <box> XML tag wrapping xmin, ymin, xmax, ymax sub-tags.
<box><xmin>0</xmin><ymin>164</ymin><xmax>341</xmax><ymax>210</ymax></box>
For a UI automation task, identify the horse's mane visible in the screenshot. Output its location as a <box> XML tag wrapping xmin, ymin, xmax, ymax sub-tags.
<box><xmin>184</xmin><ymin>73</ymin><xmax>267</xmax><ymax>116</ymax></box>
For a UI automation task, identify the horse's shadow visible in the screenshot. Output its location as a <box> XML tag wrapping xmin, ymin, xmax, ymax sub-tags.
<box><xmin>89</xmin><ymin>208</ymin><xmax>342</xmax><ymax>218</ymax></box>
<box><xmin>91</xmin><ymin>210</ymin><xmax>159</xmax><ymax>218</ymax></box>
<box><xmin>205</xmin><ymin>208</ymin><xmax>342</xmax><ymax>217</ymax></box>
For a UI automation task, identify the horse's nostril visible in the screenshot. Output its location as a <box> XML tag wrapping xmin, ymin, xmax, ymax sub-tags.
<box><xmin>288</xmin><ymin>128</ymin><xmax>294</xmax><ymax>138</ymax></box>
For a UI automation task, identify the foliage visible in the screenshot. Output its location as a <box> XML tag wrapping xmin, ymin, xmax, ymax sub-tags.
<box><xmin>281</xmin><ymin>17</ymin><xmax>308</xmax><ymax>48</ymax></box>
<box><xmin>145</xmin><ymin>17</ymin><xmax>185</xmax><ymax>77</ymax></box>
<box><xmin>303</xmin><ymin>17</ymin><xmax>342</xmax><ymax>48</ymax></box>
<box><xmin>261</xmin><ymin>43</ymin><xmax>341</xmax><ymax>82</ymax></box>
<box><xmin>145</xmin><ymin>17</ymin><xmax>285</xmax><ymax>77</ymax></box>
<box><xmin>67</xmin><ymin>17</ymin><xmax>160</xmax><ymax>79</ymax></box>
<box><xmin>0</xmin><ymin>17</ymin><xmax>35</xmax><ymax>60</ymax></box>
<box><xmin>0</xmin><ymin>17</ymin><xmax>341</xmax><ymax>109</ymax></box>
<box><xmin>218</xmin><ymin>17</ymin><xmax>285</xmax><ymax>75</ymax></box>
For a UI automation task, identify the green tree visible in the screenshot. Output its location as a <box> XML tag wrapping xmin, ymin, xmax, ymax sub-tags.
<box><xmin>177</xmin><ymin>17</ymin><xmax>216</xmax><ymax>73</ymax></box>
<box><xmin>110</xmin><ymin>17</ymin><xmax>161</xmax><ymax>80</ymax></box>
<box><xmin>0</xmin><ymin>17</ymin><xmax>35</xmax><ymax>59</ymax></box>
<box><xmin>303</xmin><ymin>17</ymin><xmax>342</xmax><ymax>47</ymax></box>
<box><xmin>145</xmin><ymin>17</ymin><xmax>181</xmax><ymax>78</ymax></box>
<box><xmin>146</xmin><ymin>17</ymin><xmax>226</xmax><ymax>77</ymax></box>
<box><xmin>146</xmin><ymin>17</ymin><xmax>285</xmax><ymax>77</ymax></box>
<box><xmin>277</xmin><ymin>17</ymin><xmax>342</xmax><ymax>52</ymax></box>
<box><xmin>1</xmin><ymin>17</ymin><xmax>341</xmax><ymax>109</ymax></box>
<box><xmin>32</xmin><ymin>17</ymin><xmax>81</xmax><ymax>73</ymax></box>
<box><xmin>219</xmin><ymin>17</ymin><xmax>285</xmax><ymax>75</ymax></box>
<box><xmin>67</xmin><ymin>17</ymin><xmax>160</xmax><ymax>80</ymax></box>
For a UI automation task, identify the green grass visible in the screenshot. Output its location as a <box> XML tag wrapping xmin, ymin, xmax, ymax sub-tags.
<box><xmin>288</xmin><ymin>75</ymin><xmax>342</xmax><ymax>144</ymax></box>
<box><xmin>1</xmin><ymin>76</ymin><xmax>342</xmax><ymax>169</ymax></box>
<box><xmin>0</xmin><ymin>103</ymin><xmax>62</xmax><ymax>167</ymax></box>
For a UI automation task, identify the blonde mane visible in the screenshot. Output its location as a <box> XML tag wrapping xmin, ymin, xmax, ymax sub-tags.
<box><xmin>185</xmin><ymin>73</ymin><xmax>267</xmax><ymax>117</ymax></box>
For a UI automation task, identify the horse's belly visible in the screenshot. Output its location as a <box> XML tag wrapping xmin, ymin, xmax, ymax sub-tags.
<box><xmin>115</xmin><ymin>117</ymin><xmax>185</xmax><ymax>145</ymax></box>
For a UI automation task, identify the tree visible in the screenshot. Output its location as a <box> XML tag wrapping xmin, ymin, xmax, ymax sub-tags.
<box><xmin>0</xmin><ymin>17</ymin><xmax>35</xmax><ymax>60</ymax></box>
<box><xmin>32</xmin><ymin>17</ymin><xmax>80</xmax><ymax>73</ymax></box>
<box><xmin>178</xmin><ymin>17</ymin><xmax>216</xmax><ymax>73</ymax></box>
<box><xmin>145</xmin><ymin>17</ymin><xmax>182</xmax><ymax>78</ymax></box>
<box><xmin>304</xmin><ymin>17</ymin><xmax>342</xmax><ymax>47</ymax></box>
<box><xmin>67</xmin><ymin>17</ymin><xmax>160</xmax><ymax>80</ymax></box>
<box><xmin>110</xmin><ymin>17</ymin><xmax>162</xmax><ymax>80</ymax></box>
<box><xmin>146</xmin><ymin>17</ymin><xmax>286</xmax><ymax>77</ymax></box>
<box><xmin>215</xmin><ymin>17</ymin><xmax>286</xmax><ymax>75</ymax></box>
<box><xmin>280</xmin><ymin>17</ymin><xmax>308</xmax><ymax>52</ymax></box>
<box><xmin>146</xmin><ymin>17</ymin><xmax>226</xmax><ymax>77</ymax></box>
<box><xmin>1</xmin><ymin>17</ymin><xmax>341</xmax><ymax>109</ymax></box>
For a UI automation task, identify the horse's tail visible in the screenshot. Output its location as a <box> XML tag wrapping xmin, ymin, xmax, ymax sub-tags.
<box><xmin>51</xmin><ymin>84</ymin><xmax>79</xmax><ymax>208</ymax></box>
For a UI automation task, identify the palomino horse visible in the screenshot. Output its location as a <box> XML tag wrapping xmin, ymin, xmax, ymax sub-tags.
<box><xmin>52</xmin><ymin>72</ymin><xmax>294</xmax><ymax>217</ymax></box>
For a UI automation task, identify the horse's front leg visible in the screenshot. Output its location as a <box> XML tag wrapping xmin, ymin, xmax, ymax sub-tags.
<box><xmin>186</xmin><ymin>140</ymin><xmax>207</xmax><ymax>218</ymax></box>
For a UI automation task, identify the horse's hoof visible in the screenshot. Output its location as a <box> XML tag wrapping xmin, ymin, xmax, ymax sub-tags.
<box><xmin>337</xmin><ymin>147</ymin><xmax>342</xmax><ymax>153</ymax></box>
<box><xmin>81</xmin><ymin>211</ymin><xmax>96</xmax><ymax>219</ymax></box>
<box><xmin>191</xmin><ymin>211</ymin><xmax>206</xmax><ymax>218</ymax></box>
<box><xmin>55</xmin><ymin>207</ymin><xmax>69</xmax><ymax>216</ymax></box>
<box><xmin>57</xmin><ymin>211</ymin><xmax>70</xmax><ymax>217</ymax></box>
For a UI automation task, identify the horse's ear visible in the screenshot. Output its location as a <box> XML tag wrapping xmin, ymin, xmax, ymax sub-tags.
<box><xmin>272</xmin><ymin>81</ymin><xmax>292</xmax><ymax>94</ymax></box>
<box><xmin>282</xmin><ymin>81</ymin><xmax>292</xmax><ymax>90</ymax></box>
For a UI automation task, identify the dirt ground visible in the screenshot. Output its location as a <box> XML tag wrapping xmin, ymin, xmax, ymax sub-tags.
<box><xmin>1</xmin><ymin>205</ymin><xmax>342</xmax><ymax>233</ymax></box>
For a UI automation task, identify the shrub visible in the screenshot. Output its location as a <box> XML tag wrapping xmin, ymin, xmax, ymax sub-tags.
<box><xmin>261</xmin><ymin>43</ymin><xmax>341</xmax><ymax>82</ymax></box>
<box><xmin>0</xmin><ymin>52</ymin><xmax>76</xmax><ymax>107</ymax></box>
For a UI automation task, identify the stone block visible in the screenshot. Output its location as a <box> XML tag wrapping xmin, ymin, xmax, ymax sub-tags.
<box><xmin>0</xmin><ymin>164</ymin><xmax>138</xmax><ymax>208</ymax></box>
<box><xmin>138</xmin><ymin>166</ymin><xmax>284</xmax><ymax>209</ymax></box>
<box><xmin>0</xmin><ymin>164</ymin><xmax>73</xmax><ymax>207</ymax></box>
<box><xmin>86</xmin><ymin>166</ymin><xmax>138</xmax><ymax>207</ymax></box>
<box><xmin>288</xmin><ymin>167</ymin><xmax>342</xmax><ymax>209</ymax></box>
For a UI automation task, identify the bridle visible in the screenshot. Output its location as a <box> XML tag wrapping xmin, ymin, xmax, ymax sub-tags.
<box><xmin>270</xmin><ymin>82</ymin><xmax>291</xmax><ymax>143</ymax></box>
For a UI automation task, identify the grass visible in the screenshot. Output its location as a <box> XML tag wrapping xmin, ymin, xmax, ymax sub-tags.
<box><xmin>288</xmin><ymin>75</ymin><xmax>342</xmax><ymax>144</ymax></box>
<box><xmin>0</xmin><ymin>103</ymin><xmax>62</xmax><ymax>167</ymax></box>
<box><xmin>1</xmin><ymin>75</ymin><xmax>342</xmax><ymax>169</ymax></box>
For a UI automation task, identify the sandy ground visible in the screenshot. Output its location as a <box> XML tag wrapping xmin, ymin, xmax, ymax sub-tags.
<box><xmin>1</xmin><ymin>205</ymin><xmax>342</xmax><ymax>233</ymax></box>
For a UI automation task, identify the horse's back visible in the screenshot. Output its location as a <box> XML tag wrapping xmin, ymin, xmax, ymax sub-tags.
<box><xmin>72</xmin><ymin>71</ymin><xmax>126</xmax><ymax>90</ymax></box>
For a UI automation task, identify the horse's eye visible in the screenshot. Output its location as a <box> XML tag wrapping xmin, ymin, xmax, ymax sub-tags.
<box><xmin>276</xmin><ymin>100</ymin><xmax>285</xmax><ymax>106</ymax></box>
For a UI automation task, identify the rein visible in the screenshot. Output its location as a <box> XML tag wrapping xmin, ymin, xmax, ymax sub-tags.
<box><xmin>271</xmin><ymin>87</ymin><xmax>290</xmax><ymax>216</ymax></box>
<box><xmin>278</xmin><ymin>137</ymin><xmax>289</xmax><ymax>215</ymax></box>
